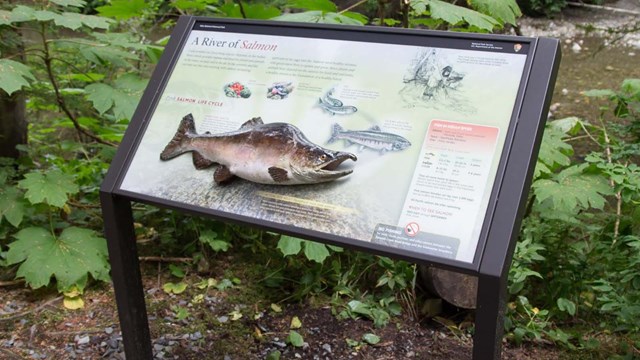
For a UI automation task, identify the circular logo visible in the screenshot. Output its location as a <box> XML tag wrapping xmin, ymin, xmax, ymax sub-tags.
<box><xmin>405</xmin><ymin>222</ymin><xmax>420</xmax><ymax>237</ymax></box>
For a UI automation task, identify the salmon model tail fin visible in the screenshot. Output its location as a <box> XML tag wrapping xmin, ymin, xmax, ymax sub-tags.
<box><xmin>160</xmin><ymin>113</ymin><xmax>197</xmax><ymax>160</ymax></box>
<box><xmin>327</xmin><ymin>123</ymin><xmax>343</xmax><ymax>144</ymax></box>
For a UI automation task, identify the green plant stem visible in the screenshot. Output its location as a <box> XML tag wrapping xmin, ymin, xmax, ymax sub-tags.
<box><xmin>579</xmin><ymin>122</ymin><xmax>600</xmax><ymax>144</ymax></box>
<box><xmin>401</xmin><ymin>0</ymin><xmax>410</xmax><ymax>28</ymax></box>
<box><xmin>39</xmin><ymin>24</ymin><xmax>115</xmax><ymax>147</ymax></box>
<box><xmin>339</xmin><ymin>0</ymin><xmax>369</xmax><ymax>14</ymax></box>
<box><xmin>235</xmin><ymin>0</ymin><xmax>247</xmax><ymax>19</ymax></box>
<box><xmin>598</xmin><ymin>117</ymin><xmax>622</xmax><ymax>244</ymax></box>
<box><xmin>1</xmin><ymin>47</ymin><xmax>44</xmax><ymax>60</ymax></box>
<box><xmin>48</xmin><ymin>206</ymin><xmax>55</xmax><ymax>237</ymax></box>
<box><xmin>50</xmin><ymin>57</ymin><xmax>100</xmax><ymax>83</ymax></box>
<box><xmin>565</xmin><ymin>134</ymin><xmax>593</xmax><ymax>142</ymax></box>
<box><xmin>138</xmin><ymin>256</ymin><xmax>193</xmax><ymax>263</ymax></box>
<box><xmin>377</xmin><ymin>0</ymin><xmax>385</xmax><ymax>26</ymax></box>
<box><xmin>47</xmin><ymin>38</ymin><xmax>105</xmax><ymax>47</ymax></box>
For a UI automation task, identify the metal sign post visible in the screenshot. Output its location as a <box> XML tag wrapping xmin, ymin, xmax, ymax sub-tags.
<box><xmin>100</xmin><ymin>16</ymin><xmax>560</xmax><ymax>359</ymax></box>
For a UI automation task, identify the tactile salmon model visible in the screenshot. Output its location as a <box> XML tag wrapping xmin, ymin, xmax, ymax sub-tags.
<box><xmin>160</xmin><ymin>114</ymin><xmax>357</xmax><ymax>186</ymax></box>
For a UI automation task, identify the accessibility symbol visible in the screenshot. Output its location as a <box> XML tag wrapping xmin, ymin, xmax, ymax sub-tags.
<box><xmin>405</xmin><ymin>222</ymin><xmax>420</xmax><ymax>237</ymax></box>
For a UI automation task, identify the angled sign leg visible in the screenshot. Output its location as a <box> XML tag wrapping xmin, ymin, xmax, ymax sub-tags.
<box><xmin>100</xmin><ymin>193</ymin><xmax>153</xmax><ymax>359</ymax></box>
<box><xmin>473</xmin><ymin>274</ymin><xmax>506</xmax><ymax>359</ymax></box>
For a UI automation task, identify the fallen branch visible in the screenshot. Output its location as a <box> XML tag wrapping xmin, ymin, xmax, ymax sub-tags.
<box><xmin>0</xmin><ymin>348</ymin><xmax>22</xmax><ymax>360</ymax></box>
<box><xmin>46</xmin><ymin>329</ymin><xmax>108</xmax><ymax>336</ymax></box>
<box><xmin>138</xmin><ymin>256</ymin><xmax>193</xmax><ymax>263</ymax></box>
<box><xmin>567</xmin><ymin>2</ymin><xmax>640</xmax><ymax>16</ymax></box>
<box><xmin>0</xmin><ymin>296</ymin><xmax>63</xmax><ymax>322</ymax></box>
<box><xmin>0</xmin><ymin>279</ymin><xmax>25</xmax><ymax>287</ymax></box>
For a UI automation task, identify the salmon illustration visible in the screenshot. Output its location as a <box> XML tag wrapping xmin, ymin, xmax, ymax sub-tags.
<box><xmin>327</xmin><ymin>124</ymin><xmax>411</xmax><ymax>154</ymax></box>
<box><xmin>160</xmin><ymin>114</ymin><xmax>357</xmax><ymax>185</ymax></box>
<box><xmin>318</xmin><ymin>88</ymin><xmax>357</xmax><ymax>116</ymax></box>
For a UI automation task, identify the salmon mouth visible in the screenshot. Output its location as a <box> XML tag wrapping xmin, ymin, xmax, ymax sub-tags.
<box><xmin>319</xmin><ymin>152</ymin><xmax>357</xmax><ymax>172</ymax></box>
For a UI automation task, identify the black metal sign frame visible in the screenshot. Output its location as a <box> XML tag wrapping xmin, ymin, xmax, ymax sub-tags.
<box><xmin>100</xmin><ymin>16</ymin><xmax>560</xmax><ymax>359</ymax></box>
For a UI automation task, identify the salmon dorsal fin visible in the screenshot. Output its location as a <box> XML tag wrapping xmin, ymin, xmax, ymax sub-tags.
<box><xmin>368</xmin><ymin>125</ymin><xmax>381</xmax><ymax>131</ymax></box>
<box><xmin>240</xmin><ymin>117</ymin><xmax>264</xmax><ymax>129</ymax></box>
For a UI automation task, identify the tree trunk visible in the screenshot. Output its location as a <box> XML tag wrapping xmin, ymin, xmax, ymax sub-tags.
<box><xmin>0</xmin><ymin>91</ymin><xmax>27</xmax><ymax>159</ymax></box>
<box><xmin>0</xmin><ymin>25</ymin><xmax>27</xmax><ymax>159</ymax></box>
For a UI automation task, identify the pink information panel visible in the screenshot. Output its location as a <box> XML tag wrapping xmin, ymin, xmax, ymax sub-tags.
<box><xmin>383</xmin><ymin>120</ymin><xmax>500</xmax><ymax>261</ymax></box>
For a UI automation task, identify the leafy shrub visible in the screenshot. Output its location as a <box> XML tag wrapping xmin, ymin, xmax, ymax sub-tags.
<box><xmin>506</xmin><ymin>79</ymin><xmax>640</xmax><ymax>346</ymax></box>
<box><xmin>516</xmin><ymin>0</ymin><xmax>567</xmax><ymax>17</ymax></box>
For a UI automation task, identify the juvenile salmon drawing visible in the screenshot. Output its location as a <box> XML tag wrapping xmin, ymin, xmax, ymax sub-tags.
<box><xmin>318</xmin><ymin>88</ymin><xmax>357</xmax><ymax>116</ymax></box>
<box><xmin>327</xmin><ymin>124</ymin><xmax>411</xmax><ymax>154</ymax></box>
<box><xmin>160</xmin><ymin>114</ymin><xmax>357</xmax><ymax>186</ymax></box>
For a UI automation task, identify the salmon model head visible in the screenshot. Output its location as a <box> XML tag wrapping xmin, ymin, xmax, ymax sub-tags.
<box><xmin>159</xmin><ymin>114</ymin><xmax>357</xmax><ymax>186</ymax></box>
<box><xmin>286</xmin><ymin>143</ymin><xmax>357</xmax><ymax>184</ymax></box>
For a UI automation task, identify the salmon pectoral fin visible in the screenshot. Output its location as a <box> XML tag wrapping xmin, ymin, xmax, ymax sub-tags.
<box><xmin>268</xmin><ymin>167</ymin><xmax>289</xmax><ymax>183</ymax></box>
<box><xmin>214</xmin><ymin>165</ymin><xmax>235</xmax><ymax>185</ymax></box>
<box><xmin>192</xmin><ymin>152</ymin><xmax>215</xmax><ymax>170</ymax></box>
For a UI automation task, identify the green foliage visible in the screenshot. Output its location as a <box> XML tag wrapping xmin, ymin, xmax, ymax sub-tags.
<box><xmin>96</xmin><ymin>0</ymin><xmax>148</xmax><ymax>20</ymax></box>
<box><xmin>507</xmin><ymin>79</ymin><xmax>640</xmax><ymax>347</ymax></box>
<box><xmin>469</xmin><ymin>0</ymin><xmax>521</xmax><ymax>25</ymax></box>
<box><xmin>0</xmin><ymin>0</ymin><xmax>156</xmax><ymax>295</ymax></box>
<box><xmin>286</xmin><ymin>330</ymin><xmax>304</xmax><ymax>347</ymax></box>
<box><xmin>85</xmin><ymin>74</ymin><xmax>148</xmax><ymax>120</ymax></box>
<box><xmin>277</xmin><ymin>235</ymin><xmax>332</xmax><ymax>263</ymax></box>
<box><xmin>289</xmin><ymin>0</ymin><xmax>337</xmax><ymax>12</ymax></box>
<box><xmin>336</xmin><ymin>297</ymin><xmax>400</xmax><ymax>327</ymax></box>
<box><xmin>220</xmin><ymin>3</ymin><xmax>282</xmax><ymax>19</ymax></box>
<box><xmin>50</xmin><ymin>0</ymin><xmax>87</xmax><ymax>7</ymax></box>
<box><xmin>171</xmin><ymin>305</ymin><xmax>190</xmax><ymax>320</ymax></box>
<box><xmin>2</xmin><ymin>4</ymin><xmax>112</xmax><ymax>31</ymax></box>
<box><xmin>0</xmin><ymin>187</ymin><xmax>26</xmax><ymax>227</ymax></box>
<box><xmin>533</xmin><ymin>164</ymin><xmax>612</xmax><ymax>213</ymax></box>
<box><xmin>274</xmin><ymin>11</ymin><xmax>365</xmax><ymax>25</ymax></box>
<box><xmin>0</xmin><ymin>59</ymin><xmax>36</xmax><ymax>95</ymax></box>
<box><xmin>6</xmin><ymin>227</ymin><xmax>109</xmax><ymax>291</ymax></box>
<box><xmin>200</xmin><ymin>229</ymin><xmax>232</xmax><ymax>253</ymax></box>
<box><xmin>273</xmin><ymin>0</ymin><xmax>366</xmax><ymax>25</ymax></box>
<box><xmin>362</xmin><ymin>333</ymin><xmax>380</xmax><ymax>345</ymax></box>
<box><xmin>534</xmin><ymin>119</ymin><xmax>575</xmax><ymax>177</ymax></box>
<box><xmin>508</xmin><ymin>233</ymin><xmax>544</xmax><ymax>294</ymax></box>
<box><xmin>18</xmin><ymin>170</ymin><xmax>79</xmax><ymax>208</ymax></box>
<box><xmin>517</xmin><ymin>0</ymin><xmax>567</xmax><ymax>17</ymax></box>
<box><xmin>424</xmin><ymin>0</ymin><xmax>499</xmax><ymax>30</ymax></box>
<box><xmin>505</xmin><ymin>296</ymin><xmax>553</xmax><ymax>344</ymax></box>
<box><xmin>163</xmin><ymin>281</ymin><xmax>188</xmax><ymax>294</ymax></box>
<box><xmin>556</xmin><ymin>297</ymin><xmax>576</xmax><ymax>316</ymax></box>
<box><xmin>409</xmin><ymin>0</ymin><xmax>519</xmax><ymax>31</ymax></box>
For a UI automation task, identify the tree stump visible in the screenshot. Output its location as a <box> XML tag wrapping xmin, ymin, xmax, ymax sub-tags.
<box><xmin>419</xmin><ymin>265</ymin><xmax>478</xmax><ymax>309</ymax></box>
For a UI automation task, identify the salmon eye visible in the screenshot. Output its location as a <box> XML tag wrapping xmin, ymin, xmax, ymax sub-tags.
<box><xmin>319</xmin><ymin>154</ymin><xmax>327</xmax><ymax>161</ymax></box>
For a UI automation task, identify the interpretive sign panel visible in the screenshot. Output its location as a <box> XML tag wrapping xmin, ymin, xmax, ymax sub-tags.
<box><xmin>102</xmin><ymin>16</ymin><xmax>560</xmax><ymax>360</ymax></box>
<box><xmin>116</xmin><ymin>19</ymin><xmax>538</xmax><ymax>268</ymax></box>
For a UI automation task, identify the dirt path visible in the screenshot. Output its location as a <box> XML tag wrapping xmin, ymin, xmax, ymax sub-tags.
<box><xmin>1</xmin><ymin>266</ymin><xmax>563</xmax><ymax>360</ymax></box>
